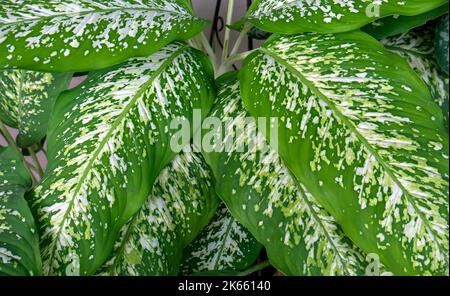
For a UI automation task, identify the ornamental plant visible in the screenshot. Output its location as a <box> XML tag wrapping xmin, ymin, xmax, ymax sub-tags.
<box><xmin>0</xmin><ymin>0</ymin><xmax>449</xmax><ymax>276</ymax></box>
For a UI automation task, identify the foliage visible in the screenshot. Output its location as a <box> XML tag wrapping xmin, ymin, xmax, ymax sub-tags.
<box><xmin>0</xmin><ymin>0</ymin><xmax>448</xmax><ymax>276</ymax></box>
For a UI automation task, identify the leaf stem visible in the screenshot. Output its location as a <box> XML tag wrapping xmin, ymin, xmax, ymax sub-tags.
<box><xmin>25</xmin><ymin>160</ymin><xmax>39</xmax><ymax>172</ymax></box>
<box><xmin>229</xmin><ymin>24</ymin><xmax>251</xmax><ymax>58</ymax></box>
<box><xmin>198</xmin><ymin>33</ymin><xmax>218</xmax><ymax>74</ymax></box>
<box><xmin>217</xmin><ymin>23</ymin><xmax>252</xmax><ymax>76</ymax></box>
<box><xmin>28</xmin><ymin>146</ymin><xmax>44</xmax><ymax>178</ymax></box>
<box><xmin>237</xmin><ymin>260</ymin><xmax>271</xmax><ymax>276</ymax></box>
<box><xmin>0</xmin><ymin>120</ymin><xmax>16</xmax><ymax>149</ymax></box>
<box><xmin>223</xmin><ymin>49</ymin><xmax>256</xmax><ymax>68</ymax></box>
<box><xmin>0</xmin><ymin>120</ymin><xmax>37</xmax><ymax>184</ymax></box>
<box><xmin>221</xmin><ymin>0</ymin><xmax>235</xmax><ymax>66</ymax></box>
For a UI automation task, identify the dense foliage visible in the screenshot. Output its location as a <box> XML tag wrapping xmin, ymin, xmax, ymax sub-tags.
<box><xmin>0</xmin><ymin>0</ymin><xmax>448</xmax><ymax>276</ymax></box>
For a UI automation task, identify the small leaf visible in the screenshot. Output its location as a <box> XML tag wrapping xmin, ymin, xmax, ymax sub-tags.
<box><xmin>0</xmin><ymin>0</ymin><xmax>208</xmax><ymax>72</ymax></box>
<box><xmin>361</xmin><ymin>4</ymin><xmax>449</xmax><ymax>40</ymax></box>
<box><xmin>181</xmin><ymin>203</ymin><xmax>261</xmax><ymax>275</ymax></box>
<box><xmin>0</xmin><ymin>70</ymin><xmax>72</xmax><ymax>148</ymax></box>
<box><xmin>244</xmin><ymin>0</ymin><xmax>447</xmax><ymax>34</ymax></box>
<box><xmin>0</xmin><ymin>146</ymin><xmax>41</xmax><ymax>275</ymax></box>
<box><xmin>240</xmin><ymin>32</ymin><xmax>449</xmax><ymax>275</ymax></box>
<box><xmin>202</xmin><ymin>74</ymin><xmax>368</xmax><ymax>276</ymax></box>
<box><xmin>29</xmin><ymin>43</ymin><xmax>215</xmax><ymax>275</ymax></box>
<box><xmin>100</xmin><ymin>150</ymin><xmax>218</xmax><ymax>275</ymax></box>
<box><xmin>435</xmin><ymin>15</ymin><xmax>449</xmax><ymax>74</ymax></box>
<box><xmin>381</xmin><ymin>23</ymin><xmax>449</xmax><ymax>124</ymax></box>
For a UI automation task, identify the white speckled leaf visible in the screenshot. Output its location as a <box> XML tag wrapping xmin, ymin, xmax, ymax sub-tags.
<box><xmin>0</xmin><ymin>0</ymin><xmax>208</xmax><ymax>72</ymax></box>
<box><xmin>181</xmin><ymin>202</ymin><xmax>261</xmax><ymax>274</ymax></box>
<box><xmin>240</xmin><ymin>32</ymin><xmax>449</xmax><ymax>275</ymax></box>
<box><xmin>99</xmin><ymin>150</ymin><xmax>218</xmax><ymax>276</ymax></box>
<box><xmin>0</xmin><ymin>70</ymin><xmax>72</xmax><ymax>148</ymax></box>
<box><xmin>0</xmin><ymin>146</ymin><xmax>41</xmax><ymax>275</ymax></box>
<box><xmin>202</xmin><ymin>74</ymin><xmax>369</xmax><ymax>276</ymax></box>
<box><xmin>381</xmin><ymin>23</ymin><xmax>449</xmax><ymax>124</ymax></box>
<box><xmin>29</xmin><ymin>43</ymin><xmax>215</xmax><ymax>275</ymax></box>
<box><xmin>435</xmin><ymin>15</ymin><xmax>449</xmax><ymax>75</ymax></box>
<box><xmin>245</xmin><ymin>0</ymin><xmax>447</xmax><ymax>34</ymax></box>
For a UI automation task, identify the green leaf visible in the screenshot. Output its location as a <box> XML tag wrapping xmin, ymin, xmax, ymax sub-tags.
<box><xmin>361</xmin><ymin>4</ymin><xmax>449</xmax><ymax>40</ymax></box>
<box><xmin>181</xmin><ymin>203</ymin><xmax>261</xmax><ymax>275</ymax></box>
<box><xmin>381</xmin><ymin>24</ymin><xmax>449</xmax><ymax>125</ymax></box>
<box><xmin>29</xmin><ymin>43</ymin><xmax>215</xmax><ymax>275</ymax></box>
<box><xmin>244</xmin><ymin>0</ymin><xmax>448</xmax><ymax>34</ymax></box>
<box><xmin>202</xmin><ymin>73</ymin><xmax>369</xmax><ymax>276</ymax></box>
<box><xmin>239</xmin><ymin>32</ymin><xmax>449</xmax><ymax>275</ymax></box>
<box><xmin>99</xmin><ymin>150</ymin><xmax>218</xmax><ymax>275</ymax></box>
<box><xmin>0</xmin><ymin>146</ymin><xmax>41</xmax><ymax>275</ymax></box>
<box><xmin>0</xmin><ymin>0</ymin><xmax>208</xmax><ymax>72</ymax></box>
<box><xmin>435</xmin><ymin>15</ymin><xmax>449</xmax><ymax>75</ymax></box>
<box><xmin>0</xmin><ymin>70</ymin><xmax>72</xmax><ymax>148</ymax></box>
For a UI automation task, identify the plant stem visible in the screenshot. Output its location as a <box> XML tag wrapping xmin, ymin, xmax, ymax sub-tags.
<box><xmin>25</xmin><ymin>160</ymin><xmax>39</xmax><ymax>172</ymax></box>
<box><xmin>217</xmin><ymin>23</ymin><xmax>251</xmax><ymax>76</ymax></box>
<box><xmin>223</xmin><ymin>49</ymin><xmax>255</xmax><ymax>67</ymax></box>
<box><xmin>0</xmin><ymin>120</ymin><xmax>37</xmax><ymax>184</ymax></box>
<box><xmin>221</xmin><ymin>0</ymin><xmax>235</xmax><ymax>65</ymax></box>
<box><xmin>0</xmin><ymin>120</ymin><xmax>16</xmax><ymax>149</ymax></box>
<box><xmin>229</xmin><ymin>24</ymin><xmax>251</xmax><ymax>58</ymax></box>
<box><xmin>198</xmin><ymin>33</ymin><xmax>218</xmax><ymax>73</ymax></box>
<box><xmin>237</xmin><ymin>260</ymin><xmax>271</xmax><ymax>276</ymax></box>
<box><xmin>28</xmin><ymin>146</ymin><xmax>44</xmax><ymax>177</ymax></box>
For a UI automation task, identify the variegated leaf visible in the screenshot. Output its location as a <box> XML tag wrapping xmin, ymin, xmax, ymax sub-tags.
<box><xmin>0</xmin><ymin>0</ymin><xmax>208</xmax><ymax>72</ymax></box>
<box><xmin>435</xmin><ymin>15</ymin><xmax>449</xmax><ymax>75</ymax></box>
<box><xmin>100</xmin><ymin>150</ymin><xmax>218</xmax><ymax>275</ymax></box>
<box><xmin>0</xmin><ymin>70</ymin><xmax>72</xmax><ymax>148</ymax></box>
<box><xmin>244</xmin><ymin>0</ymin><xmax>447</xmax><ymax>34</ymax></box>
<box><xmin>381</xmin><ymin>23</ymin><xmax>449</xmax><ymax>124</ymax></box>
<box><xmin>240</xmin><ymin>33</ymin><xmax>449</xmax><ymax>275</ymax></box>
<box><xmin>361</xmin><ymin>4</ymin><xmax>449</xmax><ymax>40</ymax></box>
<box><xmin>0</xmin><ymin>146</ymin><xmax>41</xmax><ymax>275</ymax></box>
<box><xmin>181</xmin><ymin>203</ymin><xmax>261</xmax><ymax>275</ymax></box>
<box><xmin>29</xmin><ymin>43</ymin><xmax>215</xmax><ymax>275</ymax></box>
<box><xmin>201</xmin><ymin>74</ymin><xmax>368</xmax><ymax>276</ymax></box>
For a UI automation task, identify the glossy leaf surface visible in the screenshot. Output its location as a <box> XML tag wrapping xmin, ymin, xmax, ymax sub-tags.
<box><xmin>29</xmin><ymin>43</ymin><xmax>215</xmax><ymax>275</ymax></box>
<box><xmin>100</xmin><ymin>151</ymin><xmax>218</xmax><ymax>275</ymax></box>
<box><xmin>244</xmin><ymin>0</ymin><xmax>448</xmax><ymax>34</ymax></box>
<box><xmin>0</xmin><ymin>0</ymin><xmax>208</xmax><ymax>72</ymax></box>
<box><xmin>361</xmin><ymin>4</ymin><xmax>448</xmax><ymax>40</ymax></box>
<box><xmin>240</xmin><ymin>33</ymin><xmax>449</xmax><ymax>275</ymax></box>
<box><xmin>203</xmin><ymin>74</ymin><xmax>370</xmax><ymax>275</ymax></box>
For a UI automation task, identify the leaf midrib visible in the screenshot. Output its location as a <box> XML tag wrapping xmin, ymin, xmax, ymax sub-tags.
<box><xmin>0</xmin><ymin>7</ymin><xmax>192</xmax><ymax>26</ymax></box>
<box><xmin>45</xmin><ymin>45</ymin><xmax>188</xmax><ymax>275</ymax></box>
<box><xmin>226</xmin><ymin>89</ymin><xmax>356</xmax><ymax>275</ymax></box>
<box><xmin>212</xmin><ymin>213</ymin><xmax>234</xmax><ymax>270</ymax></box>
<box><xmin>259</xmin><ymin>47</ymin><xmax>447</xmax><ymax>262</ymax></box>
<box><xmin>291</xmin><ymin>176</ymin><xmax>354</xmax><ymax>275</ymax></box>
